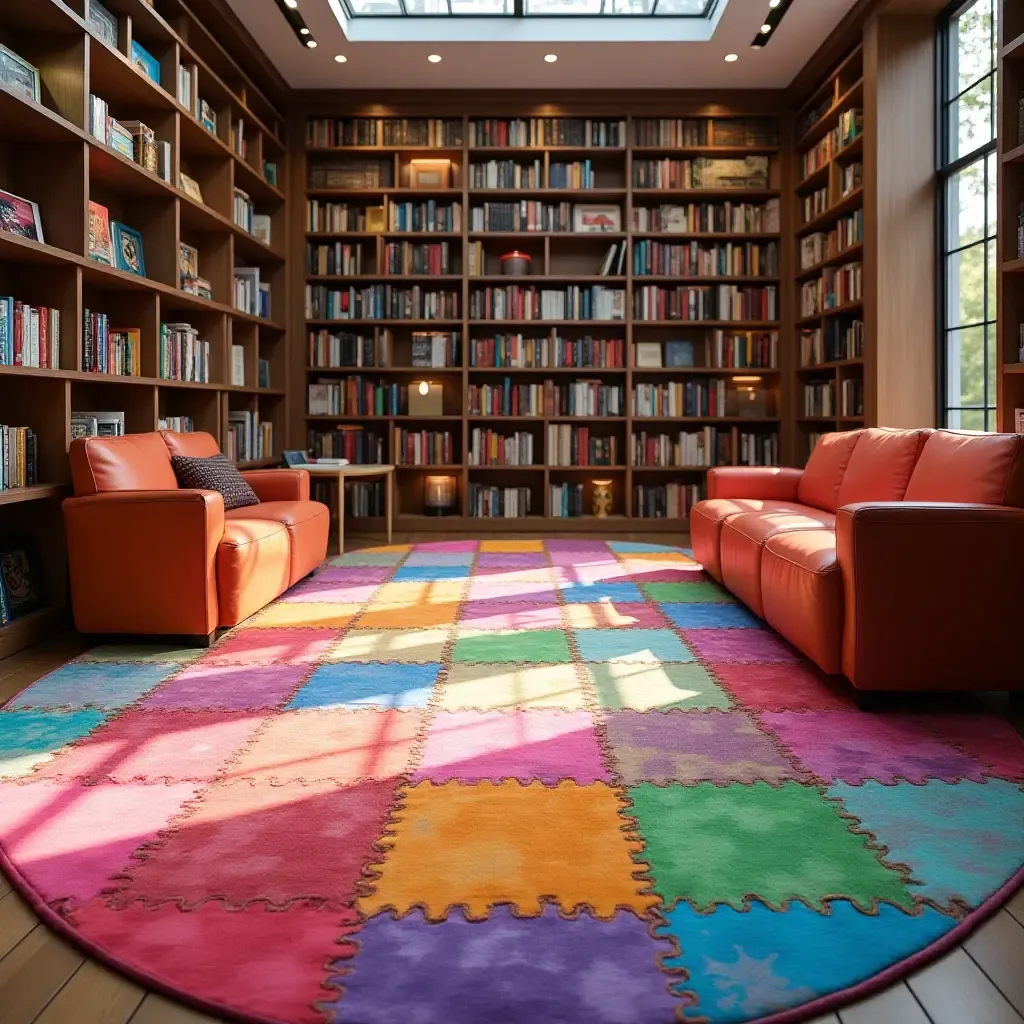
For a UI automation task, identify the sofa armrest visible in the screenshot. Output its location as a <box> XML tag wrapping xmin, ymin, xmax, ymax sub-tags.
<box><xmin>707</xmin><ymin>467</ymin><xmax>803</xmax><ymax>501</ymax></box>
<box><xmin>836</xmin><ymin>502</ymin><xmax>1024</xmax><ymax>690</ymax></box>
<box><xmin>241</xmin><ymin>469</ymin><xmax>310</xmax><ymax>502</ymax></box>
<box><xmin>63</xmin><ymin>489</ymin><xmax>225</xmax><ymax>638</ymax></box>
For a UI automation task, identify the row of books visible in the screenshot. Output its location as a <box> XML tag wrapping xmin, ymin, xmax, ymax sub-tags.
<box><xmin>395</xmin><ymin>429</ymin><xmax>456</xmax><ymax>466</ymax></box>
<box><xmin>548</xmin><ymin>162</ymin><xmax>597</xmax><ymax>190</ymax></box>
<box><xmin>158</xmin><ymin>416</ymin><xmax>194</xmax><ymax>432</ymax></box>
<box><xmin>633</xmin><ymin>285</ymin><xmax>778</xmax><ymax>323</ymax></box>
<box><xmin>308</xmin><ymin>379</ymin><xmax>406</xmax><ymax>417</ymax></box>
<box><xmin>668</xmin><ymin>330</ymin><xmax>779</xmax><ymax>370</ymax></box>
<box><xmin>467</xmin><ymin>119</ymin><xmax>626</xmax><ymax>149</ymax></box>
<box><xmin>308</xmin><ymin>160</ymin><xmax>393</xmax><ymax>189</ymax></box>
<box><xmin>631</xmin><ymin>158</ymin><xmax>770</xmax><ymax>190</ymax></box>
<box><xmin>469</xmin><ymin>160</ymin><xmax>543</xmax><ymax>190</ymax></box>
<box><xmin>308</xmin><ymin>330</ymin><xmax>389</xmax><ymax>369</ymax></box>
<box><xmin>841</xmin><ymin>378</ymin><xmax>864</xmax><ymax>417</ymax></box>
<box><xmin>88</xmin><ymin>95</ymin><xmax>171</xmax><ymax>182</ymax></box>
<box><xmin>468</xmin><ymin>202</ymin><xmax>574</xmax><ymax>233</ymax></box>
<box><xmin>234</xmin><ymin>269</ymin><xmax>271</xmax><ymax>319</ymax></box>
<box><xmin>634</xmin><ymin>483</ymin><xmax>703</xmax><ymax>519</ymax></box>
<box><xmin>800</xmin><ymin>262</ymin><xmax>863</xmax><ymax>317</ymax></box>
<box><xmin>635</xmin><ymin>119</ymin><xmax>777</xmax><ymax>148</ymax></box>
<box><xmin>468</xmin><ymin>286</ymin><xmax>626</xmax><ymax>323</ymax></box>
<box><xmin>802</xmin><ymin>187</ymin><xmax>830</xmax><ymax>224</ymax></box>
<box><xmin>632</xmin><ymin>380</ymin><xmax>729</xmax><ymax>419</ymax></box>
<box><xmin>384</xmin><ymin>242</ymin><xmax>454</xmax><ymax>277</ymax></box>
<box><xmin>469</xmin><ymin>335</ymin><xmax>625</xmax><ymax>369</ymax></box>
<box><xmin>631</xmin><ymin>429</ymin><xmax>780</xmax><ymax>468</ymax></box>
<box><xmin>331</xmin><ymin>480</ymin><xmax>387</xmax><ymax>518</ymax></box>
<box><xmin>842</xmin><ymin>163</ymin><xmax>863</xmax><ymax>197</ymax></box>
<box><xmin>71</xmin><ymin>410</ymin><xmax>125</xmax><ymax>439</ymax></box>
<box><xmin>412</xmin><ymin>331</ymin><xmax>461</xmax><ymax>367</ymax></box>
<box><xmin>160</xmin><ymin>323</ymin><xmax>210</xmax><ymax>383</ymax></box>
<box><xmin>307</xmin><ymin>243</ymin><xmax>366</xmax><ymax>276</ymax></box>
<box><xmin>233</xmin><ymin>189</ymin><xmax>266</xmax><ymax>238</ymax></box>
<box><xmin>467</xmin><ymin>380</ymin><xmax>624</xmax><ymax>418</ymax></box>
<box><xmin>306</xmin><ymin>118</ymin><xmax>464</xmax><ymax>148</ymax></box>
<box><xmin>469</xmin><ymin>483</ymin><xmax>533</xmax><ymax>518</ymax></box>
<box><xmin>547</xmin><ymin>425</ymin><xmax>618</xmax><ymax>467</ymax></box>
<box><xmin>306</xmin><ymin>202</ymin><xmax>382</xmax><ymax>234</ymax></box>
<box><xmin>177</xmin><ymin>62</ymin><xmax>217</xmax><ymax>137</ymax></box>
<box><xmin>309</xmin><ymin>428</ymin><xmax>387</xmax><ymax>464</ymax></box>
<box><xmin>802</xmin><ymin>380</ymin><xmax>863</xmax><ymax>418</ymax></box>
<box><xmin>800</xmin><ymin>211</ymin><xmax>864</xmax><ymax>269</ymax></box>
<box><xmin>632</xmin><ymin>241</ymin><xmax>779</xmax><ymax>278</ymax></box>
<box><xmin>550</xmin><ymin>483</ymin><xmax>585</xmax><ymax>519</ymax></box>
<box><xmin>226</xmin><ymin>411</ymin><xmax>272</xmax><ymax>464</ymax></box>
<box><xmin>83</xmin><ymin>312</ymin><xmax>140</xmax><ymax>376</ymax></box>
<box><xmin>0</xmin><ymin>300</ymin><xmax>59</xmax><ymax>368</ymax></box>
<box><xmin>0</xmin><ymin>426</ymin><xmax>38</xmax><ymax>491</ymax></box>
<box><xmin>305</xmin><ymin>286</ymin><xmax>460</xmax><ymax>322</ymax></box>
<box><xmin>389</xmin><ymin>201</ymin><xmax>461</xmax><ymax>234</ymax></box>
<box><xmin>800</xmin><ymin>320</ymin><xmax>864</xmax><ymax>366</ymax></box>
<box><xmin>631</xmin><ymin>200</ymin><xmax>780</xmax><ymax>235</ymax></box>
<box><xmin>469</xmin><ymin>429</ymin><xmax>536</xmax><ymax>467</ymax></box>
<box><xmin>800</xmin><ymin>108</ymin><xmax>863</xmax><ymax>178</ymax></box>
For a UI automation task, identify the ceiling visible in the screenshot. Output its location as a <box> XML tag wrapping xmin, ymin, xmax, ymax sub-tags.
<box><xmin>226</xmin><ymin>0</ymin><xmax>863</xmax><ymax>90</ymax></box>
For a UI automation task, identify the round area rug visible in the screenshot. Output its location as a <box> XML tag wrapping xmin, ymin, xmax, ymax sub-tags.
<box><xmin>1</xmin><ymin>539</ymin><xmax>1022</xmax><ymax>1024</ymax></box>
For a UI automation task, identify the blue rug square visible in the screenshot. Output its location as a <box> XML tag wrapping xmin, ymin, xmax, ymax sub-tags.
<box><xmin>392</xmin><ymin>565</ymin><xmax>471</xmax><ymax>582</ymax></box>
<box><xmin>560</xmin><ymin>583</ymin><xmax>645</xmax><ymax>604</ymax></box>
<box><xmin>576</xmin><ymin>629</ymin><xmax>694</xmax><ymax>663</ymax></box>
<box><xmin>288</xmin><ymin>663</ymin><xmax>440</xmax><ymax>710</ymax></box>
<box><xmin>607</xmin><ymin>542</ymin><xmax>682</xmax><ymax>553</ymax></box>
<box><xmin>661</xmin><ymin>603</ymin><xmax>761</xmax><ymax>630</ymax></box>
<box><xmin>404</xmin><ymin>552</ymin><xmax>476</xmax><ymax>567</ymax></box>
<box><xmin>9</xmin><ymin>662</ymin><xmax>180</xmax><ymax>711</ymax></box>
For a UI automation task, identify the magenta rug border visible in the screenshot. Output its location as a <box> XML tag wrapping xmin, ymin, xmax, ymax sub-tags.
<box><xmin>0</xmin><ymin>839</ymin><xmax>1020</xmax><ymax>1024</ymax></box>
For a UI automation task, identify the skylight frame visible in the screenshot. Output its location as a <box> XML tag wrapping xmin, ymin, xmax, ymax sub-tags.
<box><xmin>341</xmin><ymin>0</ymin><xmax>717</xmax><ymax>18</ymax></box>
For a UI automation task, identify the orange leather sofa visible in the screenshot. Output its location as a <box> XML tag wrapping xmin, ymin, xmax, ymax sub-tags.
<box><xmin>690</xmin><ymin>428</ymin><xmax>1024</xmax><ymax>691</ymax></box>
<box><xmin>63</xmin><ymin>431</ymin><xmax>329</xmax><ymax>643</ymax></box>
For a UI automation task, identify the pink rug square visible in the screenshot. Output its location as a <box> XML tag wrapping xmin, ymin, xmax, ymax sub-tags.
<box><xmin>684</xmin><ymin>629</ymin><xmax>800</xmax><ymax>663</ymax></box>
<box><xmin>141</xmin><ymin>665</ymin><xmax>308</xmax><ymax>710</ymax></box>
<box><xmin>564</xmin><ymin>603</ymin><xmax>668</xmax><ymax>630</ymax></box>
<box><xmin>203</xmin><ymin>629</ymin><xmax>338</xmax><ymax>666</ymax></box>
<box><xmin>709</xmin><ymin>663</ymin><xmax>856</xmax><ymax>711</ymax></box>
<box><xmin>459</xmin><ymin>602</ymin><xmax>563</xmax><ymax>630</ymax></box>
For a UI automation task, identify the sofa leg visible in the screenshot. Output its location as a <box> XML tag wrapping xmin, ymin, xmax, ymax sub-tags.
<box><xmin>81</xmin><ymin>630</ymin><xmax>216</xmax><ymax>649</ymax></box>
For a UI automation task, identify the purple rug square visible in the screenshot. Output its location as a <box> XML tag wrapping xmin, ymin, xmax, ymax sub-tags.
<box><xmin>558</xmin><ymin>559</ymin><xmax>634</xmax><ymax>581</ymax></box>
<box><xmin>413</xmin><ymin>541</ymin><xmax>479</xmax><ymax>553</ymax></box>
<box><xmin>283</xmin><ymin>582</ymin><xmax>381</xmax><ymax>604</ymax></box>
<box><xmin>460</xmin><ymin>601</ymin><xmax>564</xmax><ymax>630</ymax></box>
<box><xmin>140</xmin><ymin>664</ymin><xmax>308</xmax><ymax>710</ymax></box>
<box><xmin>307</xmin><ymin>567</ymin><xmax>393</xmax><ymax>585</ymax></box>
<box><xmin>684</xmin><ymin>629</ymin><xmax>800</xmax><ymax>663</ymax></box>
<box><xmin>545</xmin><ymin>539</ymin><xmax>611</xmax><ymax>553</ymax></box>
<box><xmin>623</xmin><ymin>567</ymin><xmax>711</xmax><ymax>584</ymax></box>
<box><xmin>475</xmin><ymin>553</ymin><xmax>549</xmax><ymax>569</ymax></box>
<box><xmin>467</xmin><ymin>582</ymin><xmax>557</xmax><ymax>604</ymax></box>
<box><xmin>761</xmin><ymin>711</ymin><xmax>989</xmax><ymax>784</ymax></box>
<box><xmin>604</xmin><ymin>709</ymin><xmax>807</xmax><ymax>785</ymax></box>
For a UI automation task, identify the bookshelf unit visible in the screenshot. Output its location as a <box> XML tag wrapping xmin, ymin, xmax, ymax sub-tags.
<box><xmin>791</xmin><ymin>45</ymin><xmax>867</xmax><ymax>462</ymax></box>
<box><xmin>0</xmin><ymin>0</ymin><xmax>289</xmax><ymax>657</ymax></box>
<box><xmin>296</xmin><ymin>100</ymin><xmax>787</xmax><ymax>532</ymax></box>
<box><xmin>999</xmin><ymin>0</ymin><xmax>1024</xmax><ymax>430</ymax></box>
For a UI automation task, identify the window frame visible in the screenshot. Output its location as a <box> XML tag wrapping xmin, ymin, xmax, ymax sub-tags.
<box><xmin>340</xmin><ymin>0</ymin><xmax>716</xmax><ymax>16</ymax></box>
<box><xmin>937</xmin><ymin>0</ymin><xmax>999</xmax><ymax>432</ymax></box>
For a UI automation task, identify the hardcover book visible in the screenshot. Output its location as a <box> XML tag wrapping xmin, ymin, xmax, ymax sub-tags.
<box><xmin>0</xmin><ymin>188</ymin><xmax>43</xmax><ymax>244</ymax></box>
<box><xmin>131</xmin><ymin>40</ymin><xmax>161</xmax><ymax>86</ymax></box>
<box><xmin>665</xmin><ymin>340</ymin><xmax>695</xmax><ymax>367</ymax></box>
<box><xmin>88</xmin><ymin>0</ymin><xmax>119</xmax><ymax>48</ymax></box>
<box><xmin>88</xmin><ymin>202</ymin><xmax>113</xmax><ymax>265</ymax></box>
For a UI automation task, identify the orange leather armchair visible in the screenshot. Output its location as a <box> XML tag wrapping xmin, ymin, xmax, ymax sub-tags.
<box><xmin>63</xmin><ymin>431</ymin><xmax>329</xmax><ymax>643</ymax></box>
<box><xmin>690</xmin><ymin>428</ymin><xmax>1024</xmax><ymax>692</ymax></box>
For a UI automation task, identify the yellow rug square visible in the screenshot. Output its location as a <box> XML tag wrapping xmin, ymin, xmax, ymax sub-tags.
<box><xmin>359</xmin><ymin>603</ymin><xmax>459</xmax><ymax>629</ymax></box>
<box><xmin>327</xmin><ymin>628</ymin><xmax>449</xmax><ymax>663</ymax></box>
<box><xmin>359</xmin><ymin>781</ymin><xmax>657</xmax><ymax>921</ymax></box>
<box><xmin>480</xmin><ymin>540</ymin><xmax>545</xmax><ymax>553</ymax></box>
<box><xmin>619</xmin><ymin>552</ymin><xmax>695</xmax><ymax>564</ymax></box>
<box><xmin>359</xmin><ymin>545</ymin><xmax>412</xmax><ymax>554</ymax></box>
<box><xmin>439</xmin><ymin>663</ymin><xmax>585</xmax><ymax>711</ymax></box>
<box><xmin>251</xmin><ymin>603</ymin><xmax>362</xmax><ymax>629</ymax></box>
<box><xmin>374</xmin><ymin>582</ymin><xmax>464</xmax><ymax>606</ymax></box>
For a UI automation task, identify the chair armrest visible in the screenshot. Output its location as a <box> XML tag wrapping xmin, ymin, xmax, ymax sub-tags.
<box><xmin>241</xmin><ymin>469</ymin><xmax>310</xmax><ymax>502</ymax></box>
<box><xmin>836</xmin><ymin>502</ymin><xmax>1024</xmax><ymax>690</ymax></box>
<box><xmin>62</xmin><ymin>489</ymin><xmax>224</xmax><ymax>637</ymax></box>
<box><xmin>707</xmin><ymin>467</ymin><xmax>803</xmax><ymax>501</ymax></box>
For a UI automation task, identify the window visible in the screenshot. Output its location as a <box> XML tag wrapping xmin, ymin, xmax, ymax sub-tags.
<box><xmin>343</xmin><ymin>0</ymin><xmax>712</xmax><ymax>16</ymax></box>
<box><xmin>939</xmin><ymin>0</ymin><xmax>998</xmax><ymax>431</ymax></box>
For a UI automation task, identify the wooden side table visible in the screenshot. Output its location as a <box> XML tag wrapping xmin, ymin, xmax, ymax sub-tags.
<box><xmin>302</xmin><ymin>464</ymin><xmax>395</xmax><ymax>555</ymax></box>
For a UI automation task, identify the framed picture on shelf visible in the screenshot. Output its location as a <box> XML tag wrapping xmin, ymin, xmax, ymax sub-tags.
<box><xmin>179</xmin><ymin>242</ymin><xmax>199</xmax><ymax>286</ymax></box>
<box><xmin>409</xmin><ymin>159</ymin><xmax>452</xmax><ymax>189</ymax></box>
<box><xmin>0</xmin><ymin>187</ymin><xmax>44</xmax><ymax>244</ymax></box>
<box><xmin>282</xmin><ymin>450</ymin><xmax>311</xmax><ymax>467</ymax></box>
<box><xmin>88</xmin><ymin>201</ymin><xmax>113</xmax><ymax>264</ymax></box>
<box><xmin>112</xmin><ymin>222</ymin><xmax>146</xmax><ymax>277</ymax></box>
<box><xmin>573</xmin><ymin>205</ymin><xmax>621</xmax><ymax>234</ymax></box>
<box><xmin>0</xmin><ymin>545</ymin><xmax>45</xmax><ymax>625</ymax></box>
<box><xmin>130</xmin><ymin>40</ymin><xmax>161</xmax><ymax>86</ymax></box>
<box><xmin>665</xmin><ymin>340</ymin><xmax>695</xmax><ymax>367</ymax></box>
<box><xmin>634</xmin><ymin>342</ymin><xmax>663</xmax><ymax>368</ymax></box>
<box><xmin>178</xmin><ymin>172</ymin><xmax>204</xmax><ymax>204</ymax></box>
<box><xmin>0</xmin><ymin>45</ymin><xmax>40</xmax><ymax>104</ymax></box>
<box><xmin>87</xmin><ymin>0</ymin><xmax>120</xmax><ymax>49</ymax></box>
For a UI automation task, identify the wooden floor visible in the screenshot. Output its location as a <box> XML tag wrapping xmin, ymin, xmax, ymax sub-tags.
<box><xmin>1</xmin><ymin>531</ymin><xmax>1023</xmax><ymax>1024</ymax></box>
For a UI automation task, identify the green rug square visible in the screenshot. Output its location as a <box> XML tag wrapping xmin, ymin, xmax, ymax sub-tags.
<box><xmin>452</xmin><ymin>629</ymin><xmax>571</xmax><ymax>664</ymax></box>
<box><xmin>79</xmin><ymin>645</ymin><xmax>204</xmax><ymax>663</ymax></box>
<box><xmin>642</xmin><ymin>582</ymin><xmax>735</xmax><ymax>604</ymax></box>
<box><xmin>628</xmin><ymin>781</ymin><xmax>915</xmax><ymax>913</ymax></box>
<box><xmin>587</xmin><ymin>663</ymin><xmax>730</xmax><ymax>711</ymax></box>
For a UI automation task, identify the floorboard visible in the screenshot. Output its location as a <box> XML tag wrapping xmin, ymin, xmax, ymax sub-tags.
<box><xmin>1007</xmin><ymin>889</ymin><xmax>1024</xmax><ymax>928</ymax></box>
<box><xmin>33</xmin><ymin>960</ymin><xmax>146</xmax><ymax>1024</ymax></box>
<box><xmin>963</xmin><ymin>910</ymin><xmax>1024</xmax><ymax>1016</ymax></box>
<box><xmin>0</xmin><ymin>926</ymin><xmax>86</xmax><ymax>1024</ymax></box>
<box><xmin>0</xmin><ymin>891</ymin><xmax>41</xmax><ymax>960</ymax></box>
<box><xmin>907</xmin><ymin>947</ymin><xmax>1024</xmax><ymax>1024</ymax></box>
<box><xmin>838</xmin><ymin>982</ymin><xmax>932</xmax><ymax>1024</ymax></box>
<box><xmin>127</xmin><ymin>993</ymin><xmax>226</xmax><ymax>1024</ymax></box>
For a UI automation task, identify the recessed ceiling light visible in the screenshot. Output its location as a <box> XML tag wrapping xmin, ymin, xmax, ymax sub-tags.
<box><xmin>284</xmin><ymin>0</ymin><xmax>298</xmax><ymax>7</ymax></box>
<box><xmin>760</xmin><ymin>23</ymin><xmax>772</xmax><ymax>33</ymax></box>
<box><xmin>427</xmin><ymin>53</ymin><xmax>442</xmax><ymax>62</ymax></box>
<box><xmin>335</xmin><ymin>54</ymin><xmax>347</xmax><ymax>62</ymax></box>
<box><xmin>544</xmin><ymin>54</ymin><xmax>558</xmax><ymax>63</ymax></box>
<box><xmin>306</xmin><ymin>38</ymin><xmax>317</xmax><ymax>47</ymax></box>
<box><xmin>724</xmin><ymin>53</ymin><xmax>738</xmax><ymax>62</ymax></box>
<box><xmin>299</xmin><ymin>26</ymin><xmax>309</xmax><ymax>34</ymax></box>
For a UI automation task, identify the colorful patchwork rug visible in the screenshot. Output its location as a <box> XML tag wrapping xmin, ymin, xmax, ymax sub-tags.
<box><xmin>1</xmin><ymin>539</ymin><xmax>1022</xmax><ymax>1024</ymax></box>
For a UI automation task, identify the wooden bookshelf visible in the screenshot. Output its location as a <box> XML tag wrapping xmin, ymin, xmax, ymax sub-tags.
<box><xmin>294</xmin><ymin>102</ymin><xmax>786</xmax><ymax>531</ymax></box>
<box><xmin>999</xmin><ymin>0</ymin><xmax>1024</xmax><ymax>430</ymax></box>
<box><xmin>0</xmin><ymin>0</ymin><xmax>289</xmax><ymax>656</ymax></box>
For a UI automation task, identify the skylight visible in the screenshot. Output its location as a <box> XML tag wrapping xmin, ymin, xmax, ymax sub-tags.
<box><xmin>343</xmin><ymin>0</ymin><xmax>712</xmax><ymax>16</ymax></box>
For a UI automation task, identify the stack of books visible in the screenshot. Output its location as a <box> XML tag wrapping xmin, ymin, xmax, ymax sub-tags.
<box><xmin>160</xmin><ymin>322</ymin><xmax>209</xmax><ymax>382</ymax></box>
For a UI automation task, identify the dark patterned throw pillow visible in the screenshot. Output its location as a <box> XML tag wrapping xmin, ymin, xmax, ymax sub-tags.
<box><xmin>170</xmin><ymin>454</ymin><xmax>260</xmax><ymax>511</ymax></box>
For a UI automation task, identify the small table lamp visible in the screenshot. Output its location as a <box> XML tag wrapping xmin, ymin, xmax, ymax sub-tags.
<box><xmin>592</xmin><ymin>479</ymin><xmax>613</xmax><ymax>517</ymax></box>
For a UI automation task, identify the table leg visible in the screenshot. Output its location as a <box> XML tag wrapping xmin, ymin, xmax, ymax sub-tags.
<box><xmin>337</xmin><ymin>476</ymin><xmax>345</xmax><ymax>556</ymax></box>
<box><xmin>386</xmin><ymin>471</ymin><xmax>393</xmax><ymax>544</ymax></box>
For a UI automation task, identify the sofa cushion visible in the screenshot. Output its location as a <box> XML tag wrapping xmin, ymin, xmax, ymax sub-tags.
<box><xmin>904</xmin><ymin>430</ymin><xmax>1024</xmax><ymax>507</ymax></box>
<box><xmin>836</xmin><ymin>428</ymin><xmax>930</xmax><ymax>507</ymax></box>
<box><xmin>690</xmin><ymin>499</ymin><xmax>809</xmax><ymax>583</ymax></box>
<box><xmin>720</xmin><ymin>508</ymin><xmax>837</xmax><ymax>617</ymax></box>
<box><xmin>69</xmin><ymin>434</ymin><xmax>178</xmax><ymax>496</ymax></box>
<box><xmin>226</xmin><ymin>501</ymin><xmax>329</xmax><ymax>585</ymax></box>
<box><xmin>160</xmin><ymin>430</ymin><xmax>221</xmax><ymax>459</ymax></box>
<box><xmin>217</xmin><ymin>517</ymin><xmax>291</xmax><ymax>627</ymax></box>
<box><xmin>171</xmin><ymin>454</ymin><xmax>260</xmax><ymax>511</ymax></box>
<box><xmin>762</xmin><ymin>530</ymin><xmax>843</xmax><ymax>675</ymax></box>
<box><xmin>796</xmin><ymin>430</ymin><xmax>864</xmax><ymax>513</ymax></box>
